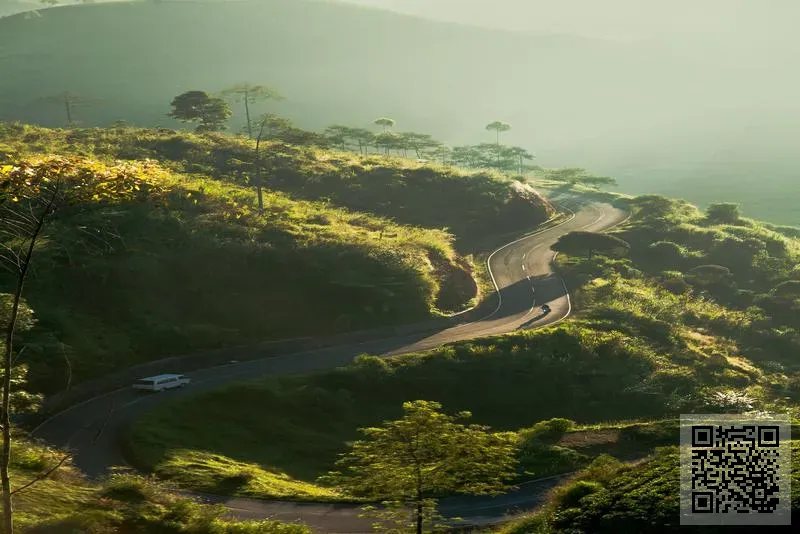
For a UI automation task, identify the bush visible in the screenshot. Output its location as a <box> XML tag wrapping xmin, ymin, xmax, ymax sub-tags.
<box><xmin>706</xmin><ymin>202</ymin><xmax>742</xmax><ymax>224</ymax></box>
<box><xmin>520</xmin><ymin>418</ymin><xmax>577</xmax><ymax>445</ymax></box>
<box><xmin>556</xmin><ymin>480</ymin><xmax>604</xmax><ymax>508</ymax></box>
<box><xmin>648</xmin><ymin>241</ymin><xmax>685</xmax><ymax>266</ymax></box>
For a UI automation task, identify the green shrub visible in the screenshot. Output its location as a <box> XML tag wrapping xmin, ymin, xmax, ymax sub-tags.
<box><xmin>556</xmin><ymin>480</ymin><xmax>604</xmax><ymax>508</ymax></box>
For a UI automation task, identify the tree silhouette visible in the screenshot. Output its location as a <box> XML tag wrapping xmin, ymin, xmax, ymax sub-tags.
<box><xmin>507</xmin><ymin>146</ymin><xmax>536</xmax><ymax>174</ymax></box>
<box><xmin>374</xmin><ymin>117</ymin><xmax>395</xmax><ymax>132</ymax></box>
<box><xmin>485</xmin><ymin>121</ymin><xmax>511</xmax><ymax>165</ymax></box>
<box><xmin>168</xmin><ymin>91</ymin><xmax>231</xmax><ymax>132</ymax></box>
<box><xmin>221</xmin><ymin>83</ymin><xmax>283</xmax><ymax>139</ymax></box>
<box><xmin>320</xmin><ymin>400</ymin><xmax>517</xmax><ymax>534</ymax></box>
<box><xmin>38</xmin><ymin>92</ymin><xmax>101</xmax><ymax>127</ymax></box>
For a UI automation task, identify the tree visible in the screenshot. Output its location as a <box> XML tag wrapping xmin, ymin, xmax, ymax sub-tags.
<box><xmin>424</xmin><ymin>143</ymin><xmax>451</xmax><ymax>165</ymax></box>
<box><xmin>374</xmin><ymin>117</ymin><xmax>396</xmax><ymax>132</ymax></box>
<box><xmin>320</xmin><ymin>400</ymin><xmax>518</xmax><ymax>534</ymax></box>
<box><xmin>168</xmin><ymin>91</ymin><xmax>231</xmax><ymax>132</ymax></box>
<box><xmin>551</xmin><ymin>231</ymin><xmax>630</xmax><ymax>258</ymax></box>
<box><xmin>38</xmin><ymin>92</ymin><xmax>100</xmax><ymax>127</ymax></box>
<box><xmin>396</xmin><ymin>133</ymin><xmax>439</xmax><ymax>159</ymax></box>
<box><xmin>0</xmin><ymin>155</ymin><xmax>167</xmax><ymax>533</ymax></box>
<box><xmin>246</xmin><ymin>113</ymin><xmax>293</xmax><ymax>142</ymax></box>
<box><xmin>507</xmin><ymin>147</ymin><xmax>535</xmax><ymax>175</ymax></box>
<box><xmin>221</xmin><ymin>83</ymin><xmax>283</xmax><ymax>139</ymax></box>
<box><xmin>351</xmin><ymin>128</ymin><xmax>376</xmax><ymax>155</ymax></box>
<box><xmin>323</xmin><ymin>125</ymin><xmax>353</xmax><ymax>151</ymax></box>
<box><xmin>374</xmin><ymin>132</ymin><xmax>401</xmax><ymax>156</ymax></box>
<box><xmin>485</xmin><ymin>121</ymin><xmax>511</xmax><ymax>166</ymax></box>
<box><xmin>451</xmin><ymin>145</ymin><xmax>482</xmax><ymax>168</ymax></box>
<box><xmin>248</xmin><ymin>114</ymin><xmax>280</xmax><ymax>213</ymax></box>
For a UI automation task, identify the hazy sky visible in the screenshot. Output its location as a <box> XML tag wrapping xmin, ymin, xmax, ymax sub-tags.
<box><xmin>342</xmin><ymin>0</ymin><xmax>800</xmax><ymax>48</ymax></box>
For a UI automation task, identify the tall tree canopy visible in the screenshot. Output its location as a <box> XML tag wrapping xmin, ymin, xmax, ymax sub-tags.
<box><xmin>221</xmin><ymin>83</ymin><xmax>283</xmax><ymax>139</ymax></box>
<box><xmin>168</xmin><ymin>90</ymin><xmax>231</xmax><ymax>132</ymax></box>
<box><xmin>321</xmin><ymin>400</ymin><xmax>518</xmax><ymax>534</ymax></box>
<box><xmin>374</xmin><ymin>117</ymin><xmax>396</xmax><ymax>132</ymax></box>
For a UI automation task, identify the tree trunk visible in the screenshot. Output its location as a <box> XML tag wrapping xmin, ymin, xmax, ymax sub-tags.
<box><xmin>1</xmin><ymin>189</ymin><xmax>54</xmax><ymax>534</ymax></box>
<box><xmin>256</xmin><ymin>182</ymin><xmax>264</xmax><ymax>214</ymax></box>
<box><xmin>496</xmin><ymin>131</ymin><xmax>500</xmax><ymax>166</ymax></box>
<box><xmin>63</xmin><ymin>98</ymin><xmax>73</xmax><ymax>126</ymax></box>
<box><xmin>416</xmin><ymin>500</ymin><xmax>423</xmax><ymax>534</ymax></box>
<box><xmin>244</xmin><ymin>92</ymin><xmax>252</xmax><ymax>139</ymax></box>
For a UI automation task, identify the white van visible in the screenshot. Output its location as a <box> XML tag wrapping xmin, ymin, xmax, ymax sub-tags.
<box><xmin>132</xmin><ymin>374</ymin><xmax>191</xmax><ymax>392</ymax></box>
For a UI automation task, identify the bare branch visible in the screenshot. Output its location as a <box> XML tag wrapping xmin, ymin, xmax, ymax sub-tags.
<box><xmin>60</xmin><ymin>343</ymin><xmax>71</xmax><ymax>393</ymax></box>
<box><xmin>9</xmin><ymin>454</ymin><xmax>71</xmax><ymax>496</ymax></box>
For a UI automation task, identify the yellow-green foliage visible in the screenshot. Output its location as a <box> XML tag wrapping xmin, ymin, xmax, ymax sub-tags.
<box><xmin>152</xmin><ymin>450</ymin><xmax>352</xmax><ymax>502</ymax></box>
<box><xmin>0</xmin><ymin>154</ymin><xmax>475</xmax><ymax>391</ymax></box>
<box><xmin>0</xmin><ymin>123</ymin><xmax>555</xmax><ymax>246</ymax></box>
<box><xmin>8</xmin><ymin>438</ymin><xmax>310</xmax><ymax>533</ymax></box>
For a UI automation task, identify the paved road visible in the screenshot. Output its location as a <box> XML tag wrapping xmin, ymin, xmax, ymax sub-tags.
<box><xmin>33</xmin><ymin>200</ymin><xmax>626</xmax><ymax>532</ymax></box>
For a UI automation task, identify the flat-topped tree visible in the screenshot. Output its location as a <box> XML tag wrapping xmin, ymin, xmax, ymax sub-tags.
<box><xmin>323</xmin><ymin>125</ymin><xmax>353</xmax><ymax>151</ymax></box>
<box><xmin>507</xmin><ymin>146</ymin><xmax>536</xmax><ymax>174</ymax></box>
<box><xmin>221</xmin><ymin>83</ymin><xmax>283</xmax><ymax>139</ymax></box>
<box><xmin>374</xmin><ymin>117</ymin><xmax>395</xmax><ymax>132</ymax></box>
<box><xmin>397</xmin><ymin>132</ymin><xmax>439</xmax><ymax>159</ymax></box>
<box><xmin>168</xmin><ymin>90</ymin><xmax>231</xmax><ymax>133</ymax></box>
<box><xmin>351</xmin><ymin>128</ymin><xmax>375</xmax><ymax>155</ymax></box>
<box><xmin>374</xmin><ymin>131</ymin><xmax>401</xmax><ymax>156</ymax></box>
<box><xmin>485</xmin><ymin>120</ymin><xmax>511</xmax><ymax>165</ymax></box>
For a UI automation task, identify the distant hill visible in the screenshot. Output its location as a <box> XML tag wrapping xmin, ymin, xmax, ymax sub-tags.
<box><xmin>0</xmin><ymin>0</ymin><xmax>41</xmax><ymax>17</ymax></box>
<box><xmin>0</xmin><ymin>0</ymin><xmax>798</xmax><ymax>224</ymax></box>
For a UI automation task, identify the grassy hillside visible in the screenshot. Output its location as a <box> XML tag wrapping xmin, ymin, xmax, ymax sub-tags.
<box><xmin>124</xmin><ymin>192</ymin><xmax>800</xmax><ymax>505</ymax></box>
<box><xmin>0</xmin><ymin>150</ymin><xmax>484</xmax><ymax>394</ymax></box>
<box><xmin>0</xmin><ymin>124</ymin><xmax>555</xmax><ymax>247</ymax></box>
<box><xmin>6</xmin><ymin>437</ymin><xmax>309</xmax><ymax>533</ymax></box>
<box><xmin>498</xmin><ymin>445</ymin><xmax>799</xmax><ymax>533</ymax></box>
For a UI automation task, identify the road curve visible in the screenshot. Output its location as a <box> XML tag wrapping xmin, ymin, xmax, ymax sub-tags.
<box><xmin>33</xmin><ymin>200</ymin><xmax>626</xmax><ymax>533</ymax></box>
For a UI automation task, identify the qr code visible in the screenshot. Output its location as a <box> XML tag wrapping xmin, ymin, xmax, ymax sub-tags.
<box><xmin>680</xmin><ymin>414</ymin><xmax>791</xmax><ymax>526</ymax></box>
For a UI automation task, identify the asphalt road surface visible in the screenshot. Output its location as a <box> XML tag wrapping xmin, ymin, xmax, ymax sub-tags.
<box><xmin>33</xmin><ymin>200</ymin><xmax>627</xmax><ymax>533</ymax></box>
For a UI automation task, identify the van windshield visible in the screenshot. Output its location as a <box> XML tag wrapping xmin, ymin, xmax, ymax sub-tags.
<box><xmin>136</xmin><ymin>379</ymin><xmax>155</xmax><ymax>385</ymax></box>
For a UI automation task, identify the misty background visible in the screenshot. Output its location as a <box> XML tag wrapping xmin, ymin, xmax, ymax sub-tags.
<box><xmin>0</xmin><ymin>0</ymin><xmax>798</xmax><ymax>224</ymax></box>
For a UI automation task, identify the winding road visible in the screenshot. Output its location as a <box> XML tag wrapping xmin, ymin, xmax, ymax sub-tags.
<box><xmin>33</xmin><ymin>199</ymin><xmax>627</xmax><ymax>533</ymax></box>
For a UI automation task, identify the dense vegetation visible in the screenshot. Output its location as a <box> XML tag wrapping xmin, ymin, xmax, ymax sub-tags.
<box><xmin>0</xmin><ymin>124</ymin><xmax>549</xmax><ymax>395</ymax></box>
<box><xmin>498</xmin><ymin>444</ymin><xmax>799</xmax><ymax>533</ymax></box>
<box><xmin>0</xmin><ymin>124</ymin><xmax>554</xmax><ymax>248</ymax></box>
<box><xmin>126</xmin><ymin>193</ymin><xmax>800</xmax><ymax>519</ymax></box>
<box><xmin>489</xmin><ymin>195</ymin><xmax>800</xmax><ymax>532</ymax></box>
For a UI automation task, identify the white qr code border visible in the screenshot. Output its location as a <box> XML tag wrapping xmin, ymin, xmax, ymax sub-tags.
<box><xmin>680</xmin><ymin>414</ymin><xmax>791</xmax><ymax>526</ymax></box>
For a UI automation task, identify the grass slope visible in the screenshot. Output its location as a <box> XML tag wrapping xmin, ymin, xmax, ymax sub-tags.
<box><xmin>8</xmin><ymin>437</ymin><xmax>310</xmax><ymax>533</ymax></box>
<box><xmin>0</xmin><ymin>151</ymin><xmax>480</xmax><ymax>394</ymax></box>
<box><xmin>498</xmin><ymin>443</ymin><xmax>799</xmax><ymax>533</ymax></box>
<box><xmin>0</xmin><ymin>124</ymin><xmax>555</xmax><ymax>248</ymax></box>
